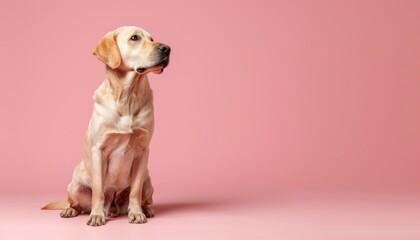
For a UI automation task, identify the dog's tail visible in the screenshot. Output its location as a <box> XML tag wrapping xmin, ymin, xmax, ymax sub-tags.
<box><xmin>41</xmin><ymin>200</ymin><xmax>69</xmax><ymax>210</ymax></box>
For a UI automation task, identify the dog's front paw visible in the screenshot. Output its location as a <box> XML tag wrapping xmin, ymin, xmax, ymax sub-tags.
<box><xmin>87</xmin><ymin>213</ymin><xmax>106</xmax><ymax>226</ymax></box>
<box><xmin>128</xmin><ymin>211</ymin><xmax>147</xmax><ymax>224</ymax></box>
<box><xmin>60</xmin><ymin>207</ymin><xmax>80</xmax><ymax>218</ymax></box>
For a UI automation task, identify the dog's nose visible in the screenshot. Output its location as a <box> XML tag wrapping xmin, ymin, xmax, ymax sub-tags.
<box><xmin>158</xmin><ymin>44</ymin><xmax>171</xmax><ymax>54</ymax></box>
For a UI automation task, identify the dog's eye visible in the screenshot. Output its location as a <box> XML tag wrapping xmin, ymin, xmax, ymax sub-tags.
<box><xmin>150</xmin><ymin>38</ymin><xmax>154</xmax><ymax>42</ymax></box>
<box><xmin>130</xmin><ymin>35</ymin><xmax>139</xmax><ymax>41</ymax></box>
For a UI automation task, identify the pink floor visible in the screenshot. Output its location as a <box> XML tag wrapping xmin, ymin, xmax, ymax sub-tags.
<box><xmin>1</xmin><ymin>192</ymin><xmax>419</xmax><ymax>240</ymax></box>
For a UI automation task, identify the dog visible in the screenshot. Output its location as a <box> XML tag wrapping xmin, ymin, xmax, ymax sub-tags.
<box><xmin>42</xmin><ymin>26</ymin><xmax>170</xmax><ymax>226</ymax></box>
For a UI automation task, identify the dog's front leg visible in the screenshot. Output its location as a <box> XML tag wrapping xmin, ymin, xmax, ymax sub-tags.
<box><xmin>87</xmin><ymin>146</ymin><xmax>106</xmax><ymax>226</ymax></box>
<box><xmin>128</xmin><ymin>148</ymin><xmax>149</xmax><ymax>224</ymax></box>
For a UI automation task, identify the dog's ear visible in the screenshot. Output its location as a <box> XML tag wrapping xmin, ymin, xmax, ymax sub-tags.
<box><xmin>93</xmin><ymin>31</ymin><xmax>121</xmax><ymax>69</ymax></box>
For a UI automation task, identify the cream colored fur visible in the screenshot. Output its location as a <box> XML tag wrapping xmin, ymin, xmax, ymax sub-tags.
<box><xmin>42</xmin><ymin>26</ymin><xmax>170</xmax><ymax>226</ymax></box>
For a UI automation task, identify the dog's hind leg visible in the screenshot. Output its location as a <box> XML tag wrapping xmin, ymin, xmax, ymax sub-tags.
<box><xmin>60</xmin><ymin>181</ymin><xmax>92</xmax><ymax>218</ymax></box>
<box><xmin>110</xmin><ymin>187</ymin><xmax>130</xmax><ymax>217</ymax></box>
<box><xmin>104</xmin><ymin>189</ymin><xmax>117</xmax><ymax>217</ymax></box>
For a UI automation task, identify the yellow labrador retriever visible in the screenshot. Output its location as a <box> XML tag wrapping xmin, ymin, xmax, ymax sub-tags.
<box><xmin>42</xmin><ymin>26</ymin><xmax>170</xmax><ymax>226</ymax></box>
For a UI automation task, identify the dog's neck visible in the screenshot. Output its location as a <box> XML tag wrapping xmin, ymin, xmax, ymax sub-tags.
<box><xmin>103</xmin><ymin>66</ymin><xmax>152</xmax><ymax>116</ymax></box>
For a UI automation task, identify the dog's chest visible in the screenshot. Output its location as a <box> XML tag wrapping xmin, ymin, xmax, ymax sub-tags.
<box><xmin>116</xmin><ymin>115</ymin><xmax>134</xmax><ymax>132</ymax></box>
<box><xmin>101</xmin><ymin>128</ymin><xmax>148</xmax><ymax>189</ymax></box>
<box><xmin>99</xmin><ymin>99</ymin><xmax>152</xmax><ymax>133</ymax></box>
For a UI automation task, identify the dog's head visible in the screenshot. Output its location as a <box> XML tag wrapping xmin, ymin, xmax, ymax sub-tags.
<box><xmin>93</xmin><ymin>26</ymin><xmax>170</xmax><ymax>74</ymax></box>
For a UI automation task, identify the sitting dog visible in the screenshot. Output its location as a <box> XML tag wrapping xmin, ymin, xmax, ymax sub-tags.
<box><xmin>42</xmin><ymin>26</ymin><xmax>170</xmax><ymax>226</ymax></box>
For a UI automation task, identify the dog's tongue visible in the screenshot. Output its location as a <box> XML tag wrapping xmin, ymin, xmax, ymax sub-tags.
<box><xmin>136</xmin><ymin>67</ymin><xmax>164</xmax><ymax>74</ymax></box>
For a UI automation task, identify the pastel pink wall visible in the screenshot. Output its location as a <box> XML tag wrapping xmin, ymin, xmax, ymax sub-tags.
<box><xmin>0</xmin><ymin>0</ymin><xmax>419</xmax><ymax>199</ymax></box>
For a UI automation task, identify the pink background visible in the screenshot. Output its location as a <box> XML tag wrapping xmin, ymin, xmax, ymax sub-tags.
<box><xmin>1</xmin><ymin>0</ymin><xmax>420</xmax><ymax>239</ymax></box>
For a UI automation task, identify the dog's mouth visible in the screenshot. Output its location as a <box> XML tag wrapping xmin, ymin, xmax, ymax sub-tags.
<box><xmin>136</xmin><ymin>57</ymin><xmax>170</xmax><ymax>74</ymax></box>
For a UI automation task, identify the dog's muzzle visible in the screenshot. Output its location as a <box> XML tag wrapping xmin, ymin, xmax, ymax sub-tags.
<box><xmin>136</xmin><ymin>44</ymin><xmax>171</xmax><ymax>73</ymax></box>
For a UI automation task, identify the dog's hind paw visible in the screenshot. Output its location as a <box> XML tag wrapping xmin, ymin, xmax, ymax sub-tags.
<box><xmin>60</xmin><ymin>207</ymin><xmax>80</xmax><ymax>218</ymax></box>
<box><xmin>142</xmin><ymin>205</ymin><xmax>154</xmax><ymax>218</ymax></box>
